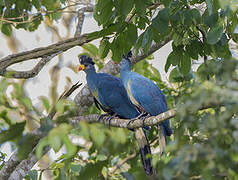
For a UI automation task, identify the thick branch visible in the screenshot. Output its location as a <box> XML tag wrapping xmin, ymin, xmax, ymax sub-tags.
<box><xmin>0</xmin><ymin>33</ymin><xmax>96</xmax><ymax>69</ymax></box>
<box><xmin>0</xmin><ymin>52</ymin><xmax>60</xmax><ymax>79</ymax></box>
<box><xmin>72</xmin><ymin>99</ymin><xmax>223</xmax><ymax>128</ymax></box>
<box><xmin>71</xmin><ymin>109</ymin><xmax>176</xmax><ymax>128</ymax></box>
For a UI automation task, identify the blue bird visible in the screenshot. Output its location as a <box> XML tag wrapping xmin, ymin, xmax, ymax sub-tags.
<box><xmin>120</xmin><ymin>52</ymin><xmax>172</xmax><ymax>154</ymax></box>
<box><xmin>78</xmin><ymin>55</ymin><xmax>154</xmax><ymax>175</ymax></box>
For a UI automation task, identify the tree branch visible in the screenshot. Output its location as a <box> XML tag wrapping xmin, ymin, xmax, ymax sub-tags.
<box><xmin>72</xmin><ymin>98</ymin><xmax>223</xmax><ymax>129</ymax></box>
<box><xmin>71</xmin><ymin>109</ymin><xmax>176</xmax><ymax>128</ymax></box>
<box><xmin>110</xmin><ymin>153</ymin><xmax>138</xmax><ymax>174</ymax></box>
<box><xmin>74</xmin><ymin>3</ymin><xmax>94</xmax><ymax>37</ymax></box>
<box><xmin>0</xmin><ymin>52</ymin><xmax>61</xmax><ymax>79</ymax></box>
<box><xmin>0</xmin><ymin>33</ymin><xmax>99</xmax><ymax>70</ymax></box>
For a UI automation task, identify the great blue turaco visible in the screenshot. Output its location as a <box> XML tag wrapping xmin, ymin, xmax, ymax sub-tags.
<box><xmin>78</xmin><ymin>55</ymin><xmax>154</xmax><ymax>176</ymax></box>
<box><xmin>120</xmin><ymin>52</ymin><xmax>172</xmax><ymax>154</ymax></box>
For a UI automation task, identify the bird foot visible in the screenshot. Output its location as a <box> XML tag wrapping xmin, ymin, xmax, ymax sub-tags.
<box><xmin>127</xmin><ymin>112</ymin><xmax>149</xmax><ymax>127</ymax></box>
<box><xmin>98</xmin><ymin>113</ymin><xmax>118</xmax><ymax>128</ymax></box>
<box><xmin>140</xmin><ymin>114</ymin><xmax>151</xmax><ymax>129</ymax></box>
<box><xmin>97</xmin><ymin>113</ymin><xmax>111</xmax><ymax>122</ymax></box>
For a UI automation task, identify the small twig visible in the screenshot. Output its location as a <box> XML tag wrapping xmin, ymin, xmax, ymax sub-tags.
<box><xmin>110</xmin><ymin>153</ymin><xmax>138</xmax><ymax>174</ymax></box>
<box><xmin>48</xmin><ymin>81</ymin><xmax>82</xmax><ymax>120</ymax></box>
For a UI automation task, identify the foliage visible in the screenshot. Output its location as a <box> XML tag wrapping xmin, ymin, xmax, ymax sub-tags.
<box><xmin>0</xmin><ymin>0</ymin><xmax>66</xmax><ymax>35</ymax></box>
<box><xmin>0</xmin><ymin>0</ymin><xmax>238</xmax><ymax>180</ymax></box>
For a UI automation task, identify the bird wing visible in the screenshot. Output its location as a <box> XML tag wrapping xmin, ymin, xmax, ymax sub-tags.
<box><xmin>127</xmin><ymin>72</ymin><xmax>167</xmax><ymax>115</ymax></box>
<box><xmin>127</xmin><ymin>72</ymin><xmax>172</xmax><ymax>137</ymax></box>
<box><xmin>96</xmin><ymin>73</ymin><xmax>139</xmax><ymax>119</ymax></box>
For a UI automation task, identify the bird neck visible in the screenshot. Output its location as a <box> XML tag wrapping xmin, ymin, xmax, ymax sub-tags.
<box><xmin>85</xmin><ymin>66</ymin><xmax>97</xmax><ymax>81</ymax></box>
<box><xmin>121</xmin><ymin>59</ymin><xmax>131</xmax><ymax>71</ymax></box>
<box><xmin>120</xmin><ymin>59</ymin><xmax>131</xmax><ymax>81</ymax></box>
<box><xmin>85</xmin><ymin>66</ymin><xmax>98</xmax><ymax>92</ymax></box>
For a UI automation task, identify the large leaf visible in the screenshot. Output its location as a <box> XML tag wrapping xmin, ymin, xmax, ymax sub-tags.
<box><xmin>179</xmin><ymin>53</ymin><xmax>191</xmax><ymax>75</ymax></box>
<box><xmin>94</xmin><ymin>0</ymin><xmax>113</xmax><ymax>26</ymax></box>
<box><xmin>98</xmin><ymin>39</ymin><xmax>110</xmax><ymax>58</ymax></box>
<box><xmin>17</xmin><ymin>134</ymin><xmax>37</xmax><ymax>160</ymax></box>
<box><xmin>204</xmin><ymin>12</ymin><xmax>218</xmax><ymax>27</ymax></box>
<box><xmin>82</xmin><ymin>43</ymin><xmax>99</xmax><ymax>57</ymax></box>
<box><xmin>114</xmin><ymin>0</ymin><xmax>133</xmax><ymax>16</ymax></box>
<box><xmin>78</xmin><ymin>160</ymin><xmax>108</xmax><ymax>179</ymax></box>
<box><xmin>1</xmin><ymin>23</ymin><xmax>12</xmax><ymax>36</ymax></box>
<box><xmin>126</xmin><ymin>24</ymin><xmax>138</xmax><ymax>45</ymax></box>
<box><xmin>165</xmin><ymin>50</ymin><xmax>180</xmax><ymax>72</ymax></box>
<box><xmin>152</xmin><ymin>8</ymin><xmax>169</xmax><ymax>34</ymax></box>
<box><xmin>141</xmin><ymin>27</ymin><xmax>152</xmax><ymax>54</ymax></box>
<box><xmin>0</xmin><ymin>122</ymin><xmax>26</xmax><ymax>144</ymax></box>
<box><xmin>207</xmin><ymin>25</ymin><xmax>224</xmax><ymax>44</ymax></box>
<box><xmin>205</xmin><ymin>0</ymin><xmax>213</xmax><ymax>15</ymax></box>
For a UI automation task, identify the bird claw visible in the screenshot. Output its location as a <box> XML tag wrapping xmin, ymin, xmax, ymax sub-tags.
<box><xmin>127</xmin><ymin>118</ymin><xmax>136</xmax><ymax>127</ymax></box>
<box><xmin>97</xmin><ymin>113</ymin><xmax>110</xmax><ymax>122</ymax></box>
<box><xmin>105</xmin><ymin>116</ymin><xmax>114</xmax><ymax>128</ymax></box>
<box><xmin>98</xmin><ymin>113</ymin><xmax>118</xmax><ymax>129</ymax></box>
<box><xmin>127</xmin><ymin>112</ymin><xmax>149</xmax><ymax>127</ymax></box>
<box><xmin>140</xmin><ymin>114</ymin><xmax>151</xmax><ymax>128</ymax></box>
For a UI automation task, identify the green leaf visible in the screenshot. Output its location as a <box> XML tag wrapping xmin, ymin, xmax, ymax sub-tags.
<box><xmin>1</xmin><ymin>23</ymin><xmax>12</xmax><ymax>36</ymax></box>
<box><xmin>94</xmin><ymin>0</ymin><xmax>113</xmax><ymax>26</ymax></box>
<box><xmin>165</xmin><ymin>49</ymin><xmax>182</xmax><ymax>72</ymax></box>
<box><xmin>111</xmin><ymin>35</ymin><xmax>125</xmax><ymax>62</ymax></box>
<box><xmin>127</xmin><ymin>24</ymin><xmax>138</xmax><ymax>45</ymax></box>
<box><xmin>78</xmin><ymin>160</ymin><xmax>108</xmax><ymax>179</ymax></box>
<box><xmin>32</xmin><ymin>0</ymin><xmax>41</xmax><ymax>10</ymax></box>
<box><xmin>169</xmin><ymin>67</ymin><xmax>184</xmax><ymax>82</ymax></box>
<box><xmin>191</xmin><ymin>8</ymin><xmax>201</xmax><ymax>24</ymax></box>
<box><xmin>70</xmin><ymin>163</ymin><xmax>82</xmax><ymax>173</ymax></box>
<box><xmin>135</xmin><ymin>0</ymin><xmax>146</xmax><ymax>14</ymax></box>
<box><xmin>62</xmin><ymin>135</ymin><xmax>77</xmax><ymax>158</ymax></box>
<box><xmin>183</xmin><ymin>9</ymin><xmax>193</xmax><ymax>26</ymax></box>
<box><xmin>98</xmin><ymin>39</ymin><xmax>110</xmax><ymax>58</ymax></box>
<box><xmin>40</xmin><ymin>96</ymin><xmax>50</xmax><ymax>112</ymax></box>
<box><xmin>17</xmin><ymin>134</ymin><xmax>37</xmax><ymax>160</ymax></box>
<box><xmin>115</xmin><ymin>0</ymin><xmax>133</xmax><ymax>16</ymax></box>
<box><xmin>205</xmin><ymin>12</ymin><xmax>218</xmax><ymax>27</ymax></box>
<box><xmin>87</xmin><ymin>24</ymin><xmax>116</xmax><ymax>40</ymax></box>
<box><xmin>48</xmin><ymin>132</ymin><xmax>61</xmax><ymax>152</ymax></box>
<box><xmin>152</xmin><ymin>8</ymin><xmax>169</xmax><ymax>34</ymax></box>
<box><xmin>205</xmin><ymin>0</ymin><xmax>213</xmax><ymax>15</ymax></box>
<box><xmin>0</xmin><ymin>110</ymin><xmax>12</xmax><ymax>126</ymax></box>
<box><xmin>28</xmin><ymin>14</ymin><xmax>43</xmax><ymax>32</ymax></box>
<box><xmin>55</xmin><ymin>99</ymin><xmax>65</xmax><ymax>114</ymax></box>
<box><xmin>0</xmin><ymin>122</ymin><xmax>26</xmax><ymax>144</ymax></box>
<box><xmin>142</xmin><ymin>27</ymin><xmax>152</xmax><ymax>54</ymax></box>
<box><xmin>90</xmin><ymin>125</ymin><xmax>105</xmax><ymax>147</ymax></box>
<box><xmin>179</xmin><ymin>53</ymin><xmax>191</xmax><ymax>75</ymax></box>
<box><xmin>22</xmin><ymin>97</ymin><xmax>32</xmax><ymax>110</ymax></box>
<box><xmin>96</xmin><ymin>154</ymin><xmax>107</xmax><ymax>161</ymax></box>
<box><xmin>121</xmin><ymin>172</ymin><xmax>134</xmax><ymax>180</ymax></box>
<box><xmin>82</xmin><ymin>43</ymin><xmax>98</xmax><ymax>57</ymax></box>
<box><xmin>36</xmin><ymin>137</ymin><xmax>49</xmax><ymax>159</ymax></box>
<box><xmin>185</xmin><ymin>40</ymin><xmax>203</xmax><ymax>60</ymax></box>
<box><xmin>207</xmin><ymin>25</ymin><xmax>224</xmax><ymax>44</ymax></box>
<box><xmin>28</xmin><ymin>169</ymin><xmax>38</xmax><ymax>180</ymax></box>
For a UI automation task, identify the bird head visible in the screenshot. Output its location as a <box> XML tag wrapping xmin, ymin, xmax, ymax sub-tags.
<box><xmin>78</xmin><ymin>55</ymin><xmax>95</xmax><ymax>72</ymax></box>
<box><xmin>121</xmin><ymin>51</ymin><xmax>132</xmax><ymax>71</ymax></box>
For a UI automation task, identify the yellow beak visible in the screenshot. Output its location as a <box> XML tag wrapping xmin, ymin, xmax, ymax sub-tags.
<box><xmin>78</xmin><ymin>64</ymin><xmax>85</xmax><ymax>71</ymax></box>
